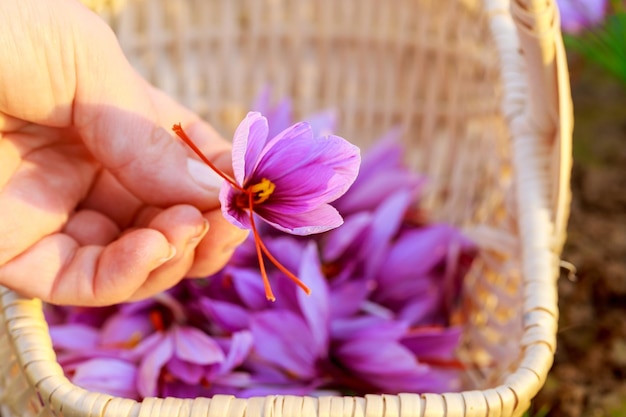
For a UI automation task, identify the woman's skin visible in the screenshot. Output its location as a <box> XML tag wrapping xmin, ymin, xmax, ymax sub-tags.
<box><xmin>0</xmin><ymin>0</ymin><xmax>248</xmax><ymax>306</ymax></box>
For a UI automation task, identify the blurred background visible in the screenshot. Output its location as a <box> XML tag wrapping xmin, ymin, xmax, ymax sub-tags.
<box><xmin>531</xmin><ymin>1</ymin><xmax>626</xmax><ymax>416</ymax></box>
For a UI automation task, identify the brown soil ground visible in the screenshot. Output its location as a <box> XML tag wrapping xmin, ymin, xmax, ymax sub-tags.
<box><xmin>530</xmin><ymin>59</ymin><xmax>626</xmax><ymax>417</ymax></box>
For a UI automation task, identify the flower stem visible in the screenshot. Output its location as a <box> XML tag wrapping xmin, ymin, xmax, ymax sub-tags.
<box><xmin>172</xmin><ymin>124</ymin><xmax>245</xmax><ymax>192</ymax></box>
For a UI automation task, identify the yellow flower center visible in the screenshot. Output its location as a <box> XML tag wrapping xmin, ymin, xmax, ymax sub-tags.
<box><xmin>248</xmin><ymin>178</ymin><xmax>275</xmax><ymax>204</ymax></box>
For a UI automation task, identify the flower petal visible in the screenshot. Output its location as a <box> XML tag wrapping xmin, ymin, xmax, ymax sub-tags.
<box><xmin>249</xmin><ymin>310</ymin><xmax>318</xmax><ymax>379</ymax></box>
<box><xmin>50</xmin><ymin>324</ymin><xmax>99</xmax><ymax>351</ymax></box>
<box><xmin>297</xmin><ymin>242</ymin><xmax>330</xmax><ymax>357</ymax></box>
<box><xmin>217</xmin><ymin>331</ymin><xmax>254</xmax><ymax>374</ymax></box>
<box><xmin>137</xmin><ymin>332</ymin><xmax>173</xmax><ymax>398</ymax></box>
<box><xmin>557</xmin><ymin>0</ymin><xmax>608</xmax><ymax>33</ymax></box>
<box><xmin>173</xmin><ymin>326</ymin><xmax>225</xmax><ymax>365</ymax></box>
<box><xmin>328</xmin><ymin>278</ymin><xmax>370</xmax><ymax>318</ymax></box>
<box><xmin>321</xmin><ymin>211</ymin><xmax>372</xmax><ymax>262</ymax></box>
<box><xmin>335</xmin><ymin>338</ymin><xmax>420</xmax><ymax>375</ymax></box>
<box><xmin>71</xmin><ymin>358</ymin><xmax>139</xmax><ymax>399</ymax></box>
<box><xmin>358</xmin><ymin>189</ymin><xmax>414</xmax><ymax>279</ymax></box>
<box><xmin>402</xmin><ymin>326</ymin><xmax>462</xmax><ymax>359</ymax></box>
<box><xmin>213</xmin><ymin>371</ymin><xmax>252</xmax><ymax>388</ymax></box>
<box><xmin>335</xmin><ymin>170</ymin><xmax>423</xmax><ymax>215</ymax></box>
<box><xmin>255</xmin><ymin>133</ymin><xmax>360</xmax><ymax>210</ymax></box>
<box><xmin>266</xmin><ymin>98</ymin><xmax>293</xmax><ymax>139</ymax></box>
<box><xmin>100</xmin><ymin>313</ymin><xmax>153</xmax><ymax>348</ymax></box>
<box><xmin>232</xmin><ymin>112</ymin><xmax>269</xmax><ymax>185</ymax></box>
<box><xmin>330</xmin><ymin>316</ymin><xmax>408</xmax><ymax>341</ymax></box>
<box><xmin>166</xmin><ymin>355</ymin><xmax>205</xmax><ymax>385</ymax></box>
<box><xmin>257</xmin><ymin>203</ymin><xmax>343</xmax><ymax>236</ymax></box>
<box><xmin>198</xmin><ymin>298</ymin><xmax>250</xmax><ymax>332</ymax></box>
<box><xmin>219</xmin><ymin>183</ymin><xmax>250</xmax><ymax>230</ymax></box>
<box><xmin>230</xmin><ymin>267</ymin><xmax>272</xmax><ymax>310</ymax></box>
<box><xmin>306</xmin><ymin>109</ymin><xmax>337</xmax><ymax>138</ymax></box>
<box><xmin>161</xmin><ymin>381</ymin><xmax>205</xmax><ymax>399</ymax></box>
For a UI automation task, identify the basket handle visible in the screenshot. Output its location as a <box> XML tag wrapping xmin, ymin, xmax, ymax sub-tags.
<box><xmin>509</xmin><ymin>0</ymin><xmax>574</xmax><ymax>253</ymax></box>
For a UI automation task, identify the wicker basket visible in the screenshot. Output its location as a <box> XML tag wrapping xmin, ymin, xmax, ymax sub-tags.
<box><xmin>0</xmin><ymin>0</ymin><xmax>572</xmax><ymax>416</ymax></box>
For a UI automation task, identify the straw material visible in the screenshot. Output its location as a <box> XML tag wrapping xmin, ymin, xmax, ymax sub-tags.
<box><xmin>0</xmin><ymin>0</ymin><xmax>572</xmax><ymax>416</ymax></box>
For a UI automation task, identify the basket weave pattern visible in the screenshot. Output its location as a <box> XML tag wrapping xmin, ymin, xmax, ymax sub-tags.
<box><xmin>0</xmin><ymin>0</ymin><xmax>572</xmax><ymax>416</ymax></box>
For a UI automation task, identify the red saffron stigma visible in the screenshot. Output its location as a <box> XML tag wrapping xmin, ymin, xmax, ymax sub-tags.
<box><xmin>172</xmin><ymin>123</ymin><xmax>243</xmax><ymax>192</ymax></box>
<box><xmin>172</xmin><ymin>123</ymin><xmax>311</xmax><ymax>301</ymax></box>
<box><xmin>149</xmin><ymin>310</ymin><xmax>165</xmax><ymax>332</ymax></box>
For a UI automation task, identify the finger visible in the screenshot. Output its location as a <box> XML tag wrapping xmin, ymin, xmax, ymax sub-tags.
<box><xmin>62</xmin><ymin>209</ymin><xmax>120</xmax><ymax>246</ymax></box>
<box><xmin>125</xmin><ymin>205</ymin><xmax>210</xmax><ymax>301</ymax></box>
<box><xmin>0</xmin><ymin>132</ymin><xmax>22</xmax><ymax>189</ymax></box>
<box><xmin>68</xmin><ymin>22</ymin><xmax>226</xmax><ymax>209</ymax></box>
<box><xmin>0</xmin><ymin>230</ymin><xmax>174</xmax><ymax>306</ymax></box>
<box><xmin>144</xmin><ymin>82</ymin><xmax>232</xmax><ymax>163</ymax></box>
<box><xmin>143</xmin><ymin>82</ymin><xmax>235</xmax><ymax>190</ymax></box>
<box><xmin>0</xmin><ymin>143</ymin><xmax>98</xmax><ymax>266</ymax></box>
<box><xmin>78</xmin><ymin>170</ymin><xmax>142</xmax><ymax>229</ymax></box>
<box><xmin>186</xmin><ymin>209</ymin><xmax>249</xmax><ymax>278</ymax></box>
<box><xmin>0</xmin><ymin>0</ymin><xmax>224</xmax><ymax>209</ymax></box>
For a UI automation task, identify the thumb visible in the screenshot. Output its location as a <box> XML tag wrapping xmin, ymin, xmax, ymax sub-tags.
<box><xmin>68</xmin><ymin>2</ymin><xmax>229</xmax><ymax>209</ymax></box>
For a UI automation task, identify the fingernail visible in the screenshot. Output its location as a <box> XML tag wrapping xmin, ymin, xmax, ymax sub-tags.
<box><xmin>222</xmin><ymin>230</ymin><xmax>250</xmax><ymax>254</ymax></box>
<box><xmin>187</xmin><ymin>158</ymin><xmax>224</xmax><ymax>190</ymax></box>
<box><xmin>157</xmin><ymin>244</ymin><xmax>177</xmax><ymax>266</ymax></box>
<box><xmin>188</xmin><ymin>219</ymin><xmax>210</xmax><ymax>246</ymax></box>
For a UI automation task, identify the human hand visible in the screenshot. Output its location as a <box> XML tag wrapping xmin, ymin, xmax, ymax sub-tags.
<box><xmin>0</xmin><ymin>0</ymin><xmax>248</xmax><ymax>306</ymax></box>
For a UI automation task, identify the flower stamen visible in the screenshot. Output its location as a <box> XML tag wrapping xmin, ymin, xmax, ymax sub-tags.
<box><xmin>249</xmin><ymin>178</ymin><xmax>275</xmax><ymax>204</ymax></box>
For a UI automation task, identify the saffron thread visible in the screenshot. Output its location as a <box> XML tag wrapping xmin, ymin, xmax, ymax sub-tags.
<box><xmin>172</xmin><ymin>123</ymin><xmax>244</xmax><ymax>192</ymax></box>
<box><xmin>248</xmin><ymin>191</ymin><xmax>276</xmax><ymax>301</ymax></box>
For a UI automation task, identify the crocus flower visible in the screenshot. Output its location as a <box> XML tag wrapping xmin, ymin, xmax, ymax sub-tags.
<box><xmin>556</xmin><ymin>0</ymin><xmax>608</xmax><ymax>33</ymax></box>
<box><xmin>373</xmin><ymin>224</ymin><xmax>477</xmax><ymax>325</ymax></box>
<box><xmin>220</xmin><ymin>112</ymin><xmax>360</xmax><ymax>236</ymax></box>
<box><xmin>173</xmin><ymin>112</ymin><xmax>360</xmax><ymax>300</ymax></box>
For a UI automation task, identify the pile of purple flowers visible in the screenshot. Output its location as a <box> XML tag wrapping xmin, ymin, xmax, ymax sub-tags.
<box><xmin>45</xmin><ymin>92</ymin><xmax>477</xmax><ymax>399</ymax></box>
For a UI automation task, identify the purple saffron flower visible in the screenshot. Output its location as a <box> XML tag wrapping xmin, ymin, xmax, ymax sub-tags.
<box><xmin>221</xmin><ymin>112</ymin><xmax>360</xmax><ymax>235</ymax></box>
<box><xmin>173</xmin><ymin>111</ymin><xmax>359</xmax><ymax>301</ymax></box>
<box><xmin>557</xmin><ymin>0</ymin><xmax>608</xmax><ymax>33</ymax></box>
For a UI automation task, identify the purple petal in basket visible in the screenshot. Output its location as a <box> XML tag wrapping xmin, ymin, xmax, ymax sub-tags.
<box><xmin>333</xmin><ymin>128</ymin><xmax>424</xmax><ymax>215</ymax></box>
<box><xmin>249</xmin><ymin>310</ymin><xmax>321</xmax><ymax>380</ymax></box>
<box><xmin>135</xmin><ymin>325</ymin><xmax>226</xmax><ymax>397</ymax></box>
<box><xmin>71</xmin><ymin>358</ymin><xmax>140</xmax><ymax>400</ymax></box>
<box><xmin>334</xmin><ymin>331</ymin><xmax>459</xmax><ymax>394</ymax></box>
<box><xmin>373</xmin><ymin>224</ymin><xmax>477</xmax><ymax>325</ymax></box>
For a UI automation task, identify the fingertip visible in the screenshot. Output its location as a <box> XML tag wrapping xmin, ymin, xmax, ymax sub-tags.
<box><xmin>186</xmin><ymin>210</ymin><xmax>249</xmax><ymax>277</ymax></box>
<box><xmin>93</xmin><ymin>228</ymin><xmax>174</xmax><ymax>302</ymax></box>
<box><xmin>155</xmin><ymin>243</ymin><xmax>177</xmax><ymax>267</ymax></box>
